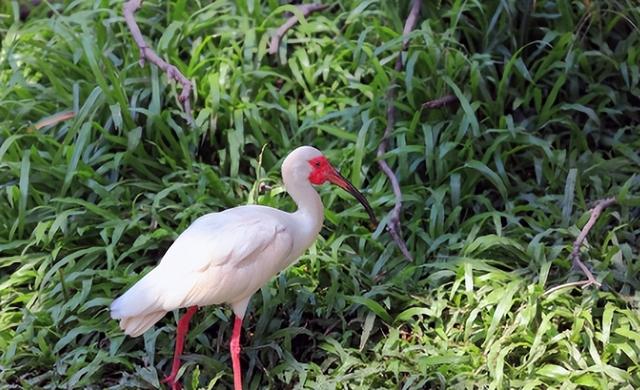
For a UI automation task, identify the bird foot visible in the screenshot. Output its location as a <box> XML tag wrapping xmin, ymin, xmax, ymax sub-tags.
<box><xmin>162</xmin><ymin>374</ymin><xmax>182</xmax><ymax>390</ymax></box>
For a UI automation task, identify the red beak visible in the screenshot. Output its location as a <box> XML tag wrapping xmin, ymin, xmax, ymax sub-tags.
<box><xmin>327</xmin><ymin>168</ymin><xmax>378</xmax><ymax>229</ymax></box>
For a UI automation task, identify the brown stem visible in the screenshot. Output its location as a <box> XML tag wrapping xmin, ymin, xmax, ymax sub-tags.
<box><xmin>268</xmin><ymin>3</ymin><xmax>330</xmax><ymax>56</ymax></box>
<box><xmin>422</xmin><ymin>94</ymin><xmax>458</xmax><ymax>109</ymax></box>
<box><xmin>376</xmin><ymin>0</ymin><xmax>421</xmax><ymax>262</ymax></box>
<box><xmin>544</xmin><ymin>196</ymin><xmax>617</xmax><ymax>295</ymax></box>
<box><xmin>123</xmin><ymin>0</ymin><xmax>194</xmax><ymax>124</ymax></box>
<box><xmin>569</xmin><ymin>196</ymin><xmax>617</xmax><ymax>286</ymax></box>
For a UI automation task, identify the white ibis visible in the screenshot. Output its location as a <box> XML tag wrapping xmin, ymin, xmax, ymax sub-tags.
<box><xmin>110</xmin><ymin>146</ymin><xmax>377</xmax><ymax>390</ymax></box>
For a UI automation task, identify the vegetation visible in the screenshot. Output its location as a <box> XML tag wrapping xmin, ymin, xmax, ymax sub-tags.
<box><xmin>1</xmin><ymin>0</ymin><xmax>640</xmax><ymax>388</ymax></box>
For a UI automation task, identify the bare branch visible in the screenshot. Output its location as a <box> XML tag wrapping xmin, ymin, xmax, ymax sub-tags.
<box><xmin>570</xmin><ymin>196</ymin><xmax>617</xmax><ymax>287</ymax></box>
<box><xmin>376</xmin><ymin>0</ymin><xmax>421</xmax><ymax>262</ymax></box>
<box><xmin>268</xmin><ymin>3</ymin><xmax>330</xmax><ymax>56</ymax></box>
<box><xmin>123</xmin><ymin>0</ymin><xmax>193</xmax><ymax>124</ymax></box>
<box><xmin>421</xmin><ymin>94</ymin><xmax>457</xmax><ymax>110</ymax></box>
<box><xmin>544</xmin><ymin>196</ymin><xmax>617</xmax><ymax>295</ymax></box>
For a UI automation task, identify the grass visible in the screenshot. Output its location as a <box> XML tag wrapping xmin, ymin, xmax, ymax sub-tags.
<box><xmin>1</xmin><ymin>0</ymin><xmax>640</xmax><ymax>388</ymax></box>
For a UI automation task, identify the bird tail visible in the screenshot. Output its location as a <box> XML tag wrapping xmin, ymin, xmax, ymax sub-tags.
<box><xmin>118</xmin><ymin>311</ymin><xmax>167</xmax><ymax>337</ymax></box>
<box><xmin>111</xmin><ymin>269</ymin><xmax>168</xmax><ymax>336</ymax></box>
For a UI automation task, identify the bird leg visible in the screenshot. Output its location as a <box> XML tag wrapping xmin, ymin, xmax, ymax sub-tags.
<box><xmin>163</xmin><ymin>305</ymin><xmax>198</xmax><ymax>390</ymax></box>
<box><xmin>230</xmin><ymin>316</ymin><xmax>243</xmax><ymax>390</ymax></box>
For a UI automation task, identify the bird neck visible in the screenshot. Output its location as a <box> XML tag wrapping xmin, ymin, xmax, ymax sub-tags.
<box><xmin>286</xmin><ymin>180</ymin><xmax>325</xmax><ymax>236</ymax></box>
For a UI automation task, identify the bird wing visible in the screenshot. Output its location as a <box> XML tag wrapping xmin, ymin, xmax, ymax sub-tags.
<box><xmin>110</xmin><ymin>208</ymin><xmax>297</xmax><ymax>327</ymax></box>
<box><xmin>153</xmin><ymin>209</ymin><xmax>295</xmax><ymax>311</ymax></box>
<box><xmin>160</xmin><ymin>210</ymin><xmax>293</xmax><ymax>272</ymax></box>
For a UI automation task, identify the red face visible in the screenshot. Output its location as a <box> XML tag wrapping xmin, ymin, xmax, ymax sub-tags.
<box><xmin>308</xmin><ymin>156</ymin><xmax>333</xmax><ymax>185</ymax></box>
<box><xmin>307</xmin><ymin>155</ymin><xmax>378</xmax><ymax>228</ymax></box>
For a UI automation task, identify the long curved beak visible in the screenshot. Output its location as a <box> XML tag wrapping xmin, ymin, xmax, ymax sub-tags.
<box><xmin>327</xmin><ymin>168</ymin><xmax>378</xmax><ymax>229</ymax></box>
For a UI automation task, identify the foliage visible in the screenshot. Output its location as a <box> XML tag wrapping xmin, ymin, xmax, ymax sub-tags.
<box><xmin>1</xmin><ymin>0</ymin><xmax>640</xmax><ymax>388</ymax></box>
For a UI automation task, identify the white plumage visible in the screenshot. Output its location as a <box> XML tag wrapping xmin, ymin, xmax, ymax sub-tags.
<box><xmin>111</xmin><ymin>206</ymin><xmax>309</xmax><ymax>335</ymax></box>
<box><xmin>110</xmin><ymin>146</ymin><xmax>331</xmax><ymax>334</ymax></box>
<box><xmin>110</xmin><ymin>146</ymin><xmax>376</xmax><ymax>390</ymax></box>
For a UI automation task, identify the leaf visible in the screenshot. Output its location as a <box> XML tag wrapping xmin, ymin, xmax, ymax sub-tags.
<box><xmin>485</xmin><ymin>280</ymin><xmax>521</xmax><ymax>342</ymax></box>
<box><xmin>443</xmin><ymin>76</ymin><xmax>480</xmax><ymax>136</ymax></box>
<box><xmin>61</xmin><ymin>121</ymin><xmax>92</xmax><ymax>196</ymax></box>
<box><xmin>359</xmin><ymin>311</ymin><xmax>376</xmax><ymax>351</ymax></box>
<box><xmin>539</xmin><ymin>74</ymin><xmax>567</xmax><ymax>124</ymax></box>
<box><xmin>395</xmin><ymin>307</ymin><xmax>432</xmax><ymax>322</ymax></box>
<box><xmin>464</xmin><ymin>160</ymin><xmax>508</xmax><ymax>201</ymax></box>
<box><xmin>53</xmin><ymin>326</ymin><xmax>96</xmax><ymax>353</ymax></box>
<box><xmin>561</xmin><ymin>168</ymin><xmax>577</xmax><ymax>225</ymax></box>
<box><xmin>17</xmin><ymin>149</ymin><xmax>31</xmax><ymax>237</ymax></box>
<box><xmin>347</xmin><ymin>295</ymin><xmax>392</xmax><ymax>324</ymax></box>
<box><xmin>537</xmin><ymin>364</ymin><xmax>570</xmax><ymax>378</ymax></box>
<box><xmin>601</xmin><ymin>303</ymin><xmax>615</xmax><ymax>345</ymax></box>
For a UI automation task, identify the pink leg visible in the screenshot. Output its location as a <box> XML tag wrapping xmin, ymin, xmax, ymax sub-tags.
<box><xmin>163</xmin><ymin>306</ymin><xmax>198</xmax><ymax>390</ymax></box>
<box><xmin>230</xmin><ymin>316</ymin><xmax>243</xmax><ymax>390</ymax></box>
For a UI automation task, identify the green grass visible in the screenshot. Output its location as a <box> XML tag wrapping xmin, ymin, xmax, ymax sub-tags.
<box><xmin>1</xmin><ymin>0</ymin><xmax>640</xmax><ymax>388</ymax></box>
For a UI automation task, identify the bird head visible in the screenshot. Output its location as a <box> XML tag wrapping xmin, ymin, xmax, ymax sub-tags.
<box><xmin>282</xmin><ymin>146</ymin><xmax>378</xmax><ymax>228</ymax></box>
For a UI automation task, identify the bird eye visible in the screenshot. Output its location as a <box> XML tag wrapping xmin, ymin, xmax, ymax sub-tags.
<box><xmin>314</xmin><ymin>161</ymin><xmax>321</xmax><ymax>167</ymax></box>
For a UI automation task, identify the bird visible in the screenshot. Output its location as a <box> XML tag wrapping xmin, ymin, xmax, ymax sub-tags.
<box><xmin>110</xmin><ymin>146</ymin><xmax>378</xmax><ymax>390</ymax></box>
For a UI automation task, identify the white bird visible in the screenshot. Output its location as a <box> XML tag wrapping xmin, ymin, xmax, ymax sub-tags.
<box><xmin>110</xmin><ymin>146</ymin><xmax>377</xmax><ymax>390</ymax></box>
